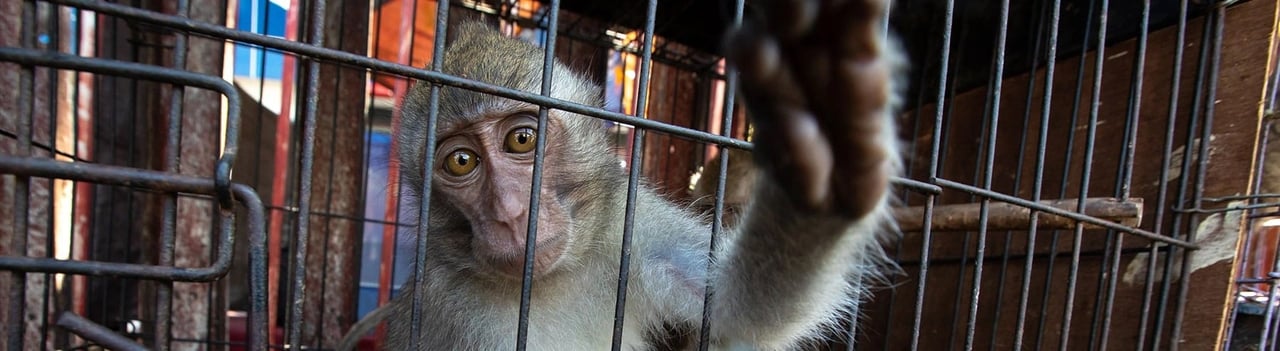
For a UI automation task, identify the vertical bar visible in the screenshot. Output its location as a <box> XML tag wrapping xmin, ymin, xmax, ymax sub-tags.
<box><xmin>1012</xmin><ymin>0</ymin><xmax>1059</xmax><ymax>349</ymax></box>
<box><xmin>1058</xmin><ymin>0</ymin><xmax>1108</xmax><ymax>348</ymax></box>
<box><xmin>944</xmin><ymin>13</ymin><xmax>977</xmax><ymax>347</ymax></box>
<box><xmin>287</xmin><ymin>0</ymin><xmax>327</xmax><ymax>347</ymax></box>
<box><xmin>1033</xmin><ymin>0</ymin><xmax>1096</xmax><ymax>347</ymax></box>
<box><xmin>154</xmin><ymin>0</ymin><xmax>191</xmax><ymax>349</ymax></box>
<box><xmin>1169</xmin><ymin>6</ymin><xmax>1225</xmax><ymax>350</ymax></box>
<box><xmin>911</xmin><ymin>0</ymin><xmax>954</xmax><ymax>349</ymax></box>
<box><xmin>1137</xmin><ymin>1</ymin><xmax>1189</xmax><ymax>349</ymax></box>
<box><xmin>988</xmin><ymin>2</ymin><xmax>1048</xmax><ymax>347</ymax></box>
<box><xmin>516</xmin><ymin>0</ymin><xmax>564</xmax><ymax>349</ymax></box>
<box><xmin>611</xmin><ymin>0</ymin><xmax>657</xmax><ymax>349</ymax></box>
<box><xmin>700</xmin><ymin>1</ymin><xmax>744</xmax><ymax>349</ymax></box>
<box><xmin>1096</xmin><ymin>1</ymin><xmax>1149</xmax><ymax>349</ymax></box>
<box><xmin>888</xmin><ymin>4</ymin><xmax>945</xmax><ymax>347</ymax></box>
<box><xmin>7</xmin><ymin>1</ymin><xmax>36</xmax><ymax>349</ymax></box>
<box><xmin>963</xmin><ymin>0</ymin><xmax>1011</xmax><ymax>348</ymax></box>
<box><xmin>374</xmin><ymin>1</ymin><xmax>423</xmax><ymax>345</ymax></box>
<box><xmin>1247</xmin><ymin>121</ymin><xmax>1274</xmax><ymax>351</ymax></box>
<box><xmin>1033</xmin><ymin>0</ymin><xmax>1099</xmax><ymax>347</ymax></box>
<box><xmin>40</xmin><ymin>4</ymin><xmax>61</xmax><ymax>348</ymax></box>
<box><xmin>408</xmin><ymin>0</ymin><xmax>448</xmax><ymax>347</ymax></box>
<box><xmin>1153</xmin><ymin>2</ymin><xmax>1215</xmax><ymax>347</ymax></box>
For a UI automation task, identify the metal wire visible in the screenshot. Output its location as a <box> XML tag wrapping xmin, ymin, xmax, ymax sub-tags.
<box><xmin>0</xmin><ymin>0</ymin><xmax>1251</xmax><ymax>350</ymax></box>
<box><xmin>518</xmin><ymin>0</ymin><xmax>565</xmax><ymax>349</ymax></box>
<box><xmin>409</xmin><ymin>0</ymin><xmax>450</xmax><ymax>348</ymax></box>
<box><xmin>611</xmin><ymin>0</ymin><xmax>658</xmax><ymax>349</ymax></box>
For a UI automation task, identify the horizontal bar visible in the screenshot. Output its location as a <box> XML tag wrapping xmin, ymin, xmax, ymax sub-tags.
<box><xmin>56</xmin><ymin>312</ymin><xmax>149</xmax><ymax>351</ymax></box>
<box><xmin>38</xmin><ymin>0</ymin><xmax>959</xmax><ymax>195</ymax></box>
<box><xmin>0</xmin><ymin>155</ymin><xmax>264</xmax><ymax>282</ymax></box>
<box><xmin>894</xmin><ymin>197</ymin><xmax>1142</xmax><ymax>232</ymax></box>
<box><xmin>41</xmin><ymin>0</ymin><xmax>748</xmax><ymax>149</ymax></box>
<box><xmin>894</xmin><ymin>177</ymin><xmax>943</xmax><ymax>195</ymax></box>
<box><xmin>934</xmin><ymin>178</ymin><xmax>1198</xmax><ymax>248</ymax></box>
<box><xmin>0</xmin><ymin>46</ymin><xmax>242</xmax><ymax>207</ymax></box>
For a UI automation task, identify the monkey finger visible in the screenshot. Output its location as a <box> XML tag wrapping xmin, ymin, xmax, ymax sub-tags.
<box><xmin>825</xmin><ymin>60</ymin><xmax>890</xmax><ymax>152</ymax></box>
<box><xmin>831</xmin><ymin>158</ymin><xmax>890</xmax><ymax>219</ymax></box>
<box><xmin>825</xmin><ymin>0</ymin><xmax>885</xmax><ymax>61</ymax></box>
<box><xmin>727</xmin><ymin>26</ymin><xmax>785</xmax><ymax>93</ymax></box>
<box><xmin>761</xmin><ymin>104</ymin><xmax>833</xmax><ymax>211</ymax></box>
<box><xmin>730</xmin><ymin>44</ymin><xmax>811</xmax><ymax>114</ymax></box>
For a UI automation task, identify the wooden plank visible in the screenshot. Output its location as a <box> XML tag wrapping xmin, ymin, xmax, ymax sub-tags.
<box><xmin>893</xmin><ymin>197</ymin><xmax>1143</xmax><ymax>232</ymax></box>
<box><xmin>853</xmin><ymin>1</ymin><xmax>1277</xmax><ymax>349</ymax></box>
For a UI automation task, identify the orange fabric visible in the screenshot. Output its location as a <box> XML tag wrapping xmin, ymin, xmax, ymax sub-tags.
<box><xmin>373</xmin><ymin>0</ymin><xmax>438</xmax><ymax>90</ymax></box>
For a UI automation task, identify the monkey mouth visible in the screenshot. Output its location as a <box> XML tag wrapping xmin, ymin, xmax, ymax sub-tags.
<box><xmin>471</xmin><ymin>228</ymin><xmax>569</xmax><ymax>280</ymax></box>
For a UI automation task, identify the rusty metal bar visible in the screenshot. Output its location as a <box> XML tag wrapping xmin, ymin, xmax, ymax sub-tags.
<box><xmin>0</xmin><ymin>155</ymin><xmax>254</xmax><ymax>281</ymax></box>
<box><xmin>0</xmin><ymin>154</ymin><xmax>269</xmax><ymax>350</ymax></box>
<box><xmin>0</xmin><ymin>47</ymin><xmax>242</xmax><ymax>208</ymax></box>
<box><xmin>38</xmin><ymin>0</ymin><xmax>951</xmax><ymax>197</ymax></box>
<box><xmin>55</xmin><ymin>311</ymin><xmax>149</xmax><ymax>351</ymax></box>
<box><xmin>893</xmin><ymin>197</ymin><xmax>1143</xmax><ymax>232</ymax></box>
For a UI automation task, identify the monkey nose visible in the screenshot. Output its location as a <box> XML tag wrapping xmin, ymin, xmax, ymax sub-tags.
<box><xmin>492</xmin><ymin>194</ymin><xmax>529</xmax><ymax>222</ymax></box>
<box><xmin>494</xmin><ymin>215</ymin><xmax>531</xmax><ymax>243</ymax></box>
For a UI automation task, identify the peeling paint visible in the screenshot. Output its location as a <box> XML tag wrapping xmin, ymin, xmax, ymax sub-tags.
<box><xmin>1158</xmin><ymin>135</ymin><xmax>1218</xmax><ymax>185</ymax></box>
<box><xmin>1124</xmin><ymin>199</ymin><xmax>1244</xmax><ymax>285</ymax></box>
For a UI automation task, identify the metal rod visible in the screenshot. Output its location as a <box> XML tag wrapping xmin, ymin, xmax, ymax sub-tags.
<box><xmin>1169</xmin><ymin>6</ymin><xmax>1225</xmax><ymax>349</ymax></box>
<box><xmin>1154</xmin><ymin>3</ymin><xmax>1217</xmax><ymax>348</ymax></box>
<box><xmin>934</xmin><ymin>180</ymin><xmax>1195</xmax><ymax>248</ymax></box>
<box><xmin>700</xmin><ymin>0</ymin><xmax>744</xmax><ymax>348</ymax></box>
<box><xmin>408</xmin><ymin>0</ymin><xmax>449</xmax><ymax>347</ymax></box>
<box><xmin>1012</xmin><ymin>0</ymin><xmax>1060</xmax><ymax>348</ymax></box>
<box><xmin>893</xmin><ymin>197</ymin><xmax>1142</xmax><ymax>232</ymax></box>
<box><xmin>911</xmin><ymin>0</ymin><xmax>955</xmax><ymax>347</ymax></box>
<box><xmin>39</xmin><ymin>0</ymin><xmax>950</xmax><ymax>197</ymax></box>
<box><xmin>611</xmin><ymin>0</ymin><xmax>658</xmax><ymax>349</ymax></box>
<box><xmin>285</xmin><ymin>0</ymin><xmax>327</xmax><ymax>346</ymax></box>
<box><xmin>517</xmin><ymin>1</ymin><xmax>566</xmax><ymax>349</ymax></box>
<box><xmin>55</xmin><ymin>311</ymin><xmax>150</xmax><ymax>351</ymax></box>
<box><xmin>1058</xmin><ymin>0</ymin><xmax>1109</xmax><ymax>347</ymax></box>
<box><xmin>153</xmin><ymin>0</ymin><xmax>191</xmax><ymax>348</ymax></box>
<box><xmin>1095</xmin><ymin>2</ymin><xmax>1150</xmax><ymax>349</ymax></box>
<box><xmin>0</xmin><ymin>155</ymin><xmax>258</xmax><ymax>282</ymax></box>
<box><xmin>6</xmin><ymin>2</ymin><xmax>36</xmax><ymax>349</ymax></box>
<box><xmin>0</xmin><ymin>47</ymin><xmax>243</xmax><ymax>207</ymax></box>
<box><xmin>963</xmin><ymin>0</ymin><xmax>1011</xmax><ymax>347</ymax></box>
<box><xmin>1138</xmin><ymin>0</ymin><xmax>1190</xmax><ymax>348</ymax></box>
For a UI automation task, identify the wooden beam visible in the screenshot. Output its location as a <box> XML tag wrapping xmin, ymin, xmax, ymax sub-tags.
<box><xmin>893</xmin><ymin>197</ymin><xmax>1143</xmax><ymax>232</ymax></box>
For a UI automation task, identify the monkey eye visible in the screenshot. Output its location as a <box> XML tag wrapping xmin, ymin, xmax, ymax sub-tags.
<box><xmin>443</xmin><ymin>149</ymin><xmax>480</xmax><ymax>176</ymax></box>
<box><xmin>504</xmin><ymin>127</ymin><xmax>538</xmax><ymax>153</ymax></box>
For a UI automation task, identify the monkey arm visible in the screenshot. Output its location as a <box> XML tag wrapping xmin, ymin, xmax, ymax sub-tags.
<box><xmin>704</xmin><ymin>0</ymin><xmax>900</xmax><ymax>347</ymax></box>
<box><xmin>704</xmin><ymin>178</ymin><xmax>892</xmax><ymax>349</ymax></box>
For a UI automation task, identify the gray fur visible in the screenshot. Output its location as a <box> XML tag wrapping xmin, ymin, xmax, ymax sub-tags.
<box><xmin>342</xmin><ymin>20</ymin><xmax>903</xmax><ymax>351</ymax></box>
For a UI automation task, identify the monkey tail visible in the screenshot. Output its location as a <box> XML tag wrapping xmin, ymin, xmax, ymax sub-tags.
<box><xmin>336</xmin><ymin>302</ymin><xmax>398</xmax><ymax>351</ymax></box>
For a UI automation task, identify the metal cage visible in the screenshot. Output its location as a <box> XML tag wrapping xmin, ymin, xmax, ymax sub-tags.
<box><xmin>0</xmin><ymin>0</ymin><xmax>1275</xmax><ymax>350</ymax></box>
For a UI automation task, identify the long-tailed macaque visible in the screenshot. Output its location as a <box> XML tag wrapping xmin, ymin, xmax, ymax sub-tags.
<box><xmin>341</xmin><ymin>0</ymin><xmax>904</xmax><ymax>349</ymax></box>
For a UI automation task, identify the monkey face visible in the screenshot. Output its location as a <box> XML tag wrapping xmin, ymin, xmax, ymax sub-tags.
<box><xmin>430</xmin><ymin>112</ymin><xmax>576</xmax><ymax>280</ymax></box>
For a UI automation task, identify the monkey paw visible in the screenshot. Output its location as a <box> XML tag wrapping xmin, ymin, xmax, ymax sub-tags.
<box><xmin>727</xmin><ymin>0</ymin><xmax>893</xmax><ymax>220</ymax></box>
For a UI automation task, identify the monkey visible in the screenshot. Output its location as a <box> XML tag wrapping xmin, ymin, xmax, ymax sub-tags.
<box><xmin>338</xmin><ymin>0</ymin><xmax>905</xmax><ymax>349</ymax></box>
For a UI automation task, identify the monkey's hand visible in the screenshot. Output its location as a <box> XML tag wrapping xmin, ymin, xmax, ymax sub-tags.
<box><xmin>727</xmin><ymin>0</ymin><xmax>893</xmax><ymax>220</ymax></box>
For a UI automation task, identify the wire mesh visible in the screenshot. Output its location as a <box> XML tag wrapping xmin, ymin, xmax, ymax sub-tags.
<box><xmin>0</xmin><ymin>0</ymin><xmax>1264</xmax><ymax>350</ymax></box>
